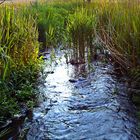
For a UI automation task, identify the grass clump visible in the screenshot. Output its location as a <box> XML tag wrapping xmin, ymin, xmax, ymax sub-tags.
<box><xmin>29</xmin><ymin>1</ymin><xmax>97</xmax><ymax>62</ymax></box>
<box><xmin>67</xmin><ymin>7</ymin><xmax>97</xmax><ymax>62</ymax></box>
<box><xmin>29</xmin><ymin>2</ymin><xmax>67</xmax><ymax>49</ymax></box>
<box><xmin>94</xmin><ymin>0</ymin><xmax>140</xmax><ymax>69</ymax></box>
<box><xmin>29</xmin><ymin>0</ymin><xmax>83</xmax><ymax>49</ymax></box>
<box><xmin>0</xmin><ymin>5</ymin><xmax>41</xmax><ymax>125</ymax></box>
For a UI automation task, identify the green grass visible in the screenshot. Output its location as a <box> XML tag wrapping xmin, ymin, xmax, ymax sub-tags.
<box><xmin>28</xmin><ymin>1</ymin><xmax>83</xmax><ymax>49</ymax></box>
<box><xmin>66</xmin><ymin>7</ymin><xmax>97</xmax><ymax>62</ymax></box>
<box><xmin>94</xmin><ymin>0</ymin><xmax>140</xmax><ymax>69</ymax></box>
<box><xmin>31</xmin><ymin>0</ymin><xmax>140</xmax><ymax>70</ymax></box>
<box><xmin>92</xmin><ymin>0</ymin><xmax>140</xmax><ymax>108</ymax></box>
<box><xmin>0</xmin><ymin>5</ymin><xmax>41</xmax><ymax>125</ymax></box>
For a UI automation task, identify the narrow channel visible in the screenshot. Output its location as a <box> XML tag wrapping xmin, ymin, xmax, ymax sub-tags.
<box><xmin>25</xmin><ymin>48</ymin><xmax>139</xmax><ymax>140</ymax></box>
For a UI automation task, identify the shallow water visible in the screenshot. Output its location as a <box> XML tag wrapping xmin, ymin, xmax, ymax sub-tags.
<box><xmin>25</xmin><ymin>49</ymin><xmax>139</xmax><ymax>140</ymax></box>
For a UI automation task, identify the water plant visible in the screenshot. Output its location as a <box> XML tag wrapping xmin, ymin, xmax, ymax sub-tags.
<box><xmin>66</xmin><ymin>7</ymin><xmax>97</xmax><ymax>63</ymax></box>
<box><xmin>93</xmin><ymin>0</ymin><xmax>140</xmax><ymax>70</ymax></box>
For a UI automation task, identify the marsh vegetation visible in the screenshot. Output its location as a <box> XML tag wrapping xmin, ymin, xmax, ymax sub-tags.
<box><xmin>0</xmin><ymin>0</ymin><xmax>140</xmax><ymax>138</ymax></box>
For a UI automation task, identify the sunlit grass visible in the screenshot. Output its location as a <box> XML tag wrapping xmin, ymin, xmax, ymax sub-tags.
<box><xmin>28</xmin><ymin>0</ymin><xmax>140</xmax><ymax>71</ymax></box>
<box><xmin>0</xmin><ymin>4</ymin><xmax>41</xmax><ymax>123</ymax></box>
<box><xmin>0</xmin><ymin>5</ymin><xmax>39</xmax><ymax>80</ymax></box>
<box><xmin>93</xmin><ymin>0</ymin><xmax>140</xmax><ymax>70</ymax></box>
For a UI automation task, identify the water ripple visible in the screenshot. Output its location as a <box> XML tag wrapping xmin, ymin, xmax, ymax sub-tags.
<box><xmin>26</xmin><ymin>52</ymin><xmax>139</xmax><ymax>140</ymax></box>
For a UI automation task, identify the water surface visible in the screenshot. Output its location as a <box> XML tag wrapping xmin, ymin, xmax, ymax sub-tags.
<box><xmin>26</xmin><ymin>49</ymin><xmax>139</xmax><ymax>140</ymax></box>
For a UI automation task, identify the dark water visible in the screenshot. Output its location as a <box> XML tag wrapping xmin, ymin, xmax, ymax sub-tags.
<box><xmin>23</xmin><ymin>49</ymin><xmax>139</xmax><ymax>140</ymax></box>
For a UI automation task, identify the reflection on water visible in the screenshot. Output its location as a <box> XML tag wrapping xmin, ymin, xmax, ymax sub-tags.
<box><xmin>25</xmin><ymin>49</ymin><xmax>139</xmax><ymax>140</ymax></box>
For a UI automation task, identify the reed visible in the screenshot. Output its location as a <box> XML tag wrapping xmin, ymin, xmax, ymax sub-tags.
<box><xmin>29</xmin><ymin>0</ymin><xmax>140</xmax><ymax>71</ymax></box>
<box><xmin>0</xmin><ymin>5</ymin><xmax>40</xmax><ymax>123</ymax></box>
<box><xmin>93</xmin><ymin>0</ymin><xmax>140</xmax><ymax>69</ymax></box>
<box><xmin>0</xmin><ymin>6</ymin><xmax>39</xmax><ymax>80</ymax></box>
<box><xmin>66</xmin><ymin>7</ymin><xmax>97</xmax><ymax>63</ymax></box>
<box><xmin>28</xmin><ymin>0</ymin><xmax>84</xmax><ymax>50</ymax></box>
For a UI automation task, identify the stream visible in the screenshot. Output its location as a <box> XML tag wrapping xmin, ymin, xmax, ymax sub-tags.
<box><xmin>22</xmin><ymin>48</ymin><xmax>140</xmax><ymax>140</ymax></box>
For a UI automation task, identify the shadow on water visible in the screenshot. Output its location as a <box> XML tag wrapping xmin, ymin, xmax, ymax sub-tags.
<box><xmin>1</xmin><ymin>47</ymin><xmax>140</xmax><ymax>140</ymax></box>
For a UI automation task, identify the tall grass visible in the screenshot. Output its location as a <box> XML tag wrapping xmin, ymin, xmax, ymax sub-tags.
<box><xmin>29</xmin><ymin>0</ymin><xmax>140</xmax><ymax>89</ymax></box>
<box><xmin>0</xmin><ymin>5</ymin><xmax>41</xmax><ymax>124</ymax></box>
<box><xmin>0</xmin><ymin>6</ymin><xmax>39</xmax><ymax>80</ymax></box>
<box><xmin>93</xmin><ymin>0</ymin><xmax>140</xmax><ymax>69</ymax></box>
<box><xmin>67</xmin><ymin>7</ymin><xmax>97</xmax><ymax>63</ymax></box>
<box><xmin>29</xmin><ymin>0</ymin><xmax>140</xmax><ymax>71</ymax></box>
<box><xmin>29</xmin><ymin>1</ymin><xmax>82</xmax><ymax>49</ymax></box>
<box><xmin>29</xmin><ymin>0</ymin><xmax>97</xmax><ymax>63</ymax></box>
<box><xmin>86</xmin><ymin>0</ymin><xmax>140</xmax><ymax>96</ymax></box>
